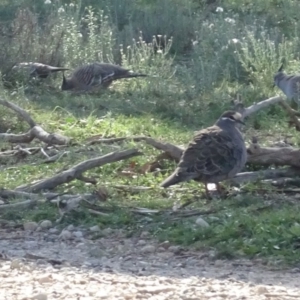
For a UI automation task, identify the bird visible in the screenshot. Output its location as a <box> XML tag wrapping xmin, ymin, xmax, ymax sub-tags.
<box><xmin>160</xmin><ymin>111</ymin><xmax>247</xmax><ymax>196</ymax></box>
<box><xmin>61</xmin><ymin>62</ymin><xmax>148</xmax><ymax>92</ymax></box>
<box><xmin>12</xmin><ymin>62</ymin><xmax>69</xmax><ymax>79</ymax></box>
<box><xmin>274</xmin><ymin>64</ymin><xmax>300</xmax><ymax>109</ymax></box>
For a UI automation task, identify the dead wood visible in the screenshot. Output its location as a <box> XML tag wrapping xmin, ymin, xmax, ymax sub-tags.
<box><xmin>88</xmin><ymin>135</ymin><xmax>184</xmax><ymax>161</ymax></box>
<box><xmin>0</xmin><ymin>99</ymin><xmax>70</xmax><ymax>145</ymax></box>
<box><xmin>0</xmin><ymin>99</ymin><xmax>36</xmax><ymax>127</ymax></box>
<box><xmin>0</xmin><ymin>188</ymin><xmax>95</xmax><ymax>202</ymax></box>
<box><xmin>247</xmin><ymin>139</ymin><xmax>300</xmax><ymax>167</ymax></box>
<box><xmin>0</xmin><ymin>199</ymin><xmax>37</xmax><ymax>211</ymax></box>
<box><xmin>279</xmin><ymin>100</ymin><xmax>300</xmax><ymax>131</ymax></box>
<box><xmin>230</xmin><ymin>168</ymin><xmax>300</xmax><ymax>185</ymax></box>
<box><xmin>19</xmin><ymin>148</ymin><xmax>142</xmax><ymax>193</ymax></box>
<box><xmin>233</xmin><ymin>96</ymin><xmax>284</xmax><ymax>119</ymax></box>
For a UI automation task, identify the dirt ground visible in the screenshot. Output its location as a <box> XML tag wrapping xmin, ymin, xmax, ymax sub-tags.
<box><xmin>0</xmin><ymin>225</ymin><xmax>300</xmax><ymax>300</ymax></box>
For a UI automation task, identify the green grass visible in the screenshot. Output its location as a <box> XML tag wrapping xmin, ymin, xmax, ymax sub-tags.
<box><xmin>1</xmin><ymin>85</ymin><xmax>300</xmax><ymax>267</ymax></box>
<box><xmin>2</xmin><ymin>0</ymin><xmax>300</xmax><ymax>267</ymax></box>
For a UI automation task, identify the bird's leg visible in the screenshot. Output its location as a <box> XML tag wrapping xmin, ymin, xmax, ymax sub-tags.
<box><xmin>204</xmin><ymin>183</ymin><xmax>212</xmax><ymax>200</ymax></box>
<box><xmin>216</xmin><ymin>183</ymin><xmax>229</xmax><ymax>199</ymax></box>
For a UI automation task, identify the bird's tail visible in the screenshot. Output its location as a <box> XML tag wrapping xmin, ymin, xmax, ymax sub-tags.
<box><xmin>51</xmin><ymin>67</ymin><xmax>70</xmax><ymax>72</ymax></box>
<box><xmin>125</xmin><ymin>73</ymin><xmax>148</xmax><ymax>78</ymax></box>
<box><xmin>160</xmin><ymin>172</ymin><xmax>182</xmax><ymax>188</ymax></box>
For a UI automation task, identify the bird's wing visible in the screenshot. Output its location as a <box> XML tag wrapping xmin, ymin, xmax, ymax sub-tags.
<box><xmin>177</xmin><ymin>127</ymin><xmax>237</xmax><ymax>179</ymax></box>
<box><xmin>290</xmin><ymin>76</ymin><xmax>300</xmax><ymax>99</ymax></box>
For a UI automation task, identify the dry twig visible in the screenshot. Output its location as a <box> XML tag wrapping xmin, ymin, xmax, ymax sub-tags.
<box><xmin>0</xmin><ymin>99</ymin><xmax>70</xmax><ymax>145</ymax></box>
<box><xmin>19</xmin><ymin>148</ymin><xmax>142</xmax><ymax>192</ymax></box>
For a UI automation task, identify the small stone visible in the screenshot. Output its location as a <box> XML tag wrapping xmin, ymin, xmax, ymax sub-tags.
<box><xmin>31</xmin><ymin>293</ymin><xmax>48</xmax><ymax>300</ymax></box>
<box><xmin>23</xmin><ymin>221</ymin><xmax>38</xmax><ymax>231</ymax></box>
<box><xmin>255</xmin><ymin>285</ymin><xmax>268</xmax><ymax>295</ymax></box>
<box><xmin>137</xmin><ymin>240</ymin><xmax>147</xmax><ymax>246</ymax></box>
<box><xmin>89</xmin><ymin>225</ymin><xmax>100</xmax><ymax>232</ymax></box>
<box><xmin>159</xmin><ymin>241</ymin><xmax>170</xmax><ymax>249</ymax></box>
<box><xmin>214</xmin><ymin>260</ymin><xmax>223</xmax><ymax>267</ymax></box>
<box><xmin>140</xmin><ymin>245</ymin><xmax>156</xmax><ymax>253</ymax></box>
<box><xmin>0</xmin><ymin>200</ymin><xmax>5</xmax><ymax>205</ymax></box>
<box><xmin>140</xmin><ymin>231</ymin><xmax>150</xmax><ymax>238</ymax></box>
<box><xmin>168</xmin><ymin>245</ymin><xmax>181</xmax><ymax>254</ymax></box>
<box><xmin>157</xmin><ymin>247</ymin><xmax>166</xmax><ymax>252</ymax></box>
<box><xmin>59</xmin><ymin>230</ymin><xmax>72</xmax><ymax>240</ymax></box>
<box><xmin>67</xmin><ymin>224</ymin><xmax>75</xmax><ymax>231</ymax></box>
<box><xmin>40</xmin><ymin>220</ymin><xmax>53</xmax><ymax>229</ymax></box>
<box><xmin>48</xmin><ymin>228</ymin><xmax>59</xmax><ymax>234</ymax></box>
<box><xmin>195</xmin><ymin>217</ymin><xmax>209</xmax><ymax>228</ymax></box>
<box><xmin>10</xmin><ymin>259</ymin><xmax>23</xmax><ymax>270</ymax></box>
<box><xmin>102</xmin><ymin>228</ymin><xmax>113</xmax><ymax>236</ymax></box>
<box><xmin>38</xmin><ymin>274</ymin><xmax>53</xmax><ymax>283</ymax></box>
<box><xmin>73</xmin><ymin>231</ymin><xmax>84</xmax><ymax>238</ymax></box>
<box><xmin>89</xmin><ymin>247</ymin><xmax>107</xmax><ymax>258</ymax></box>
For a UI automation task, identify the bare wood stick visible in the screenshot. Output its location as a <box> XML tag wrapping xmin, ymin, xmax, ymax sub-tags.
<box><xmin>87</xmin><ymin>137</ymin><xmax>127</xmax><ymax>145</ymax></box>
<box><xmin>0</xmin><ymin>199</ymin><xmax>37</xmax><ymax>211</ymax></box>
<box><xmin>0</xmin><ymin>188</ymin><xmax>94</xmax><ymax>201</ymax></box>
<box><xmin>233</xmin><ymin>96</ymin><xmax>284</xmax><ymax>119</ymax></box>
<box><xmin>19</xmin><ymin>148</ymin><xmax>142</xmax><ymax>192</ymax></box>
<box><xmin>247</xmin><ymin>138</ymin><xmax>300</xmax><ymax>167</ymax></box>
<box><xmin>0</xmin><ymin>100</ymin><xmax>70</xmax><ymax>145</ymax></box>
<box><xmin>88</xmin><ymin>209</ymin><xmax>110</xmax><ymax>216</ymax></box>
<box><xmin>87</xmin><ymin>135</ymin><xmax>184</xmax><ymax>161</ymax></box>
<box><xmin>230</xmin><ymin>168</ymin><xmax>300</xmax><ymax>185</ymax></box>
<box><xmin>0</xmin><ymin>131</ymin><xmax>34</xmax><ymax>143</ymax></box>
<box><xmin>279</xmin><ymin>100</ymin><xmax>300</xmax><ymax>131</ymax></box>
<box><xmin>0</xmin><ymin>99</ymin><xmax>36</xmax><ymax>127</ymax></box>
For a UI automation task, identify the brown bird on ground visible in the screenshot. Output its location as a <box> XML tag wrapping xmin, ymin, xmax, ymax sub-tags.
<box><xmin>160</xmin><ymin>111</ymin><xmax>247</xmax><ymax>197</ymax></box>
<box><xmin>13</xmin><ymin>62</ymin><xmax>69</xmax><ymax>79</ymax></box>
<box><xmin>61</xmin><ymin>62</ymin><xmax>148</xmax><ymax>92</ymax></box>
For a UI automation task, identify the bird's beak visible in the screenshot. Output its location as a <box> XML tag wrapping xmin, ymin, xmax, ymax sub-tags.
<box><xmin>237</xmin><ymin>119</ymin><xmax>246</xmax><ymax>126</ymax></box>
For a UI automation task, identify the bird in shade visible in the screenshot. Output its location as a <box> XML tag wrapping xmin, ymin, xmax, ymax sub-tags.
<box><xmin>160</xmin><ymin>111</ymin><xmax>247</xmax><ymax>197</ymax></box>
<box><xmin>61</xmin><ymin>62</ymin><xmax>148</xmax><ymax>93</ymax></box>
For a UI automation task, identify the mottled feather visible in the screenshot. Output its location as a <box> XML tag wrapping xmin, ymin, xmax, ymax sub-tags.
<box><xmin>274</xmin><ymin>66</ymin><xmax>300</xmax><ymax>106</ymax></box>
<box><xmin>61</xmin><ymin>62</ymin><xmax>148</xmax><ymax>92</ymax></box>
<box><xmin>160</xmin><ymin>111</ymin><xmax>247</xmax><ymax>188</ymax></box>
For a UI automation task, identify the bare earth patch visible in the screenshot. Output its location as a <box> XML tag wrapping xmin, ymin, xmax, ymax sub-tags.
<box><xmin>0</xmin><ymin>228</ymin><xmax>300</xmax><ymax>300</ymax></box>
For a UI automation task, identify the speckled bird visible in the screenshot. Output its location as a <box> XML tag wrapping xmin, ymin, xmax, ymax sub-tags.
<box><xmin>13</xmin><ymin>62</ymin><xmax>69</xmax><ymax>79</ymax></box>
<box><xmin>160</xmin><ymin>111</ymin><xmax>247</xmax><ymax>195</ymax></box>
<box><xmin>274</xmin><ymin>64</ymin><xmax>300</xmax><ymax>108</ymax></box>
<box><xmin>61</xmin><ymin>62</ymin><xmax>148</xmax><ymax>92</ymax></box>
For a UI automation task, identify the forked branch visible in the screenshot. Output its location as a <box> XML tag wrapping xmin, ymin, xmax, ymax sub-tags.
<box><xmin>0</xmin><ymin>99</ymin><xmax>70</xmax><ymax>145</ymax></box>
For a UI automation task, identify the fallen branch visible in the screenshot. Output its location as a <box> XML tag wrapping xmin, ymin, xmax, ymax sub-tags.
<box><xmin>247</xmin><ymin>139</ymin><xmax>300</xmax><ymax>167</ymax></box>
<box><xmin>0</xmin><ymin>188</ymin><xmax>95</xmax><ymax>202</ymax></box>
<box><xmin>0</xmin><ymin>99</ymin><xmax>70</xmax><ymax>145</ymax></box>
<box><xmin>230</xmin><ymin>168</ymin><xmax>300</xmax><ymax>185</ymax></box>
<box><xmin>0</xmin><ymin>199</ymin><xmax>37</xmax><ymax>211</ymax></box>
<box><xmin>87</xmin><ymin>135</ymin><xmax>184</xmax><ymax>161</ymax></box>
<box><xmin>279</xmin><ymin>100</ymin><xmax>300</xmax><ymax>131</ymax></box>
<box><xmin>19</xmin><ymin>148</ymin><xmax>142</xmax><ymax>192</ymax></box>
<box><xmin>233</xmin><ymin>96</ymin><xmax>284</xmax><ymax>119</ymax></box>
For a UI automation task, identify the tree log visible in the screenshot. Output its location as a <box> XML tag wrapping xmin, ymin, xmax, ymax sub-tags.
<box><xmin>19</xmin><ymin>148</ymin><xmax>142</xmax><ymax>192</ymax></box>
<box><xmin>230</xmin><ymin>168</ymin><xmax>300</xmax><ymax>185</ymax></box>
<box><xmin>0</xmin><ymin>99</ymin><xmax>70</xmax><ymax>145</ymax></box>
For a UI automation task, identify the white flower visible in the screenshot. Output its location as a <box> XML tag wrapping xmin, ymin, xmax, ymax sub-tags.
<box><xmin>225</xmin><ymin>17</ymin><xmax>235</xmax><ymax>24</ymax></box>
<box><xmin>44</xmin><ymin>0</ymin><xmax>51</xmax><ymax>4</ymax></box>
<box><xmin>58</xmin><ymin>7</ymin><xmax>65</xmax><ymax>13</ymax></box>
<box><xmin>231</xmin><ymin>38</ymin><xmax>240</xmax><ymax>44</ymax></box>
<box><xmin>216</xmin><ymin>7</ymin><xmax>224</xmax><ymax>12</ymax></box>
<box><xmin>69</xmin><ymin>3</ymin><xmax>75</xmax><ymax>7</ymax></box>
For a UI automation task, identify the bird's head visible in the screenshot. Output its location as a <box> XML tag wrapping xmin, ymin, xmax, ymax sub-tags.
<box><xmin>217</xmin><ymin>110</ymin><xmax>245</xmax><ymax>126</ymax></box>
